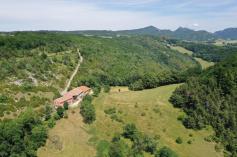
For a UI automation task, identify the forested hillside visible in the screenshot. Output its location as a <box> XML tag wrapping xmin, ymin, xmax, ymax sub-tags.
<box><xmin>0</xmin><ymin>32</ymin><xmax>77</xmax><ymax>81</ymax></box>
<box><xmin>170</xmin><ymin>55</ymin><xmax>237</xmax><ymax>156</ymax></box>
<box><xmin>0</xmin><ymin>33</ymin><xmax>198</xmax><ymax>117</ymax></box>
<box><xmin>71</xmin><ymin>36</ymin><xmax>199</xmax><ymax>91</ymax></box>
<box><xmin>215</xmin><ymin>28</ymin><xmax>237</xmax><ymax>40</ymax></box>
<box><xmin>0</xmin><ymin>32</ymin><xmax>79</xmax><ymax>117</ymax></box>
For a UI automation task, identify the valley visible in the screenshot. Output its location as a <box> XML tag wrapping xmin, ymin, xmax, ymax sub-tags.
<box><xmin>1</xmin><ymin>0</ymin><xmax>237</xmax><ymax>156</ymax></box>
<box><xmin>0</xmin><ymin>31</ymin><xmax>236</xmax><ymax>157</ymax></box>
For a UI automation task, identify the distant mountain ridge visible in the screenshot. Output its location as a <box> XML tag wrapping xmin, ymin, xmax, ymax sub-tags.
<box><xmin>214</xmin><ymin>28</ymin><xmax>237</xmax><ymax>40</ymax></box>
<box><xmin>2</xmin><ymin>26</ymin><xmax>237</xmax><ymax>41</ymax></box>
<box><xmin>69</xmin><ymin>26</ymin><xmax>237</xmax><ymax>41</ymax></box>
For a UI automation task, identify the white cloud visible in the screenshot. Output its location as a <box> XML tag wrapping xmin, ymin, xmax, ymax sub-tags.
<box><xmin>0</xmin><ymin>0</ymin><xmax>236</xmax><ymax>32</ymax></box>
<box><xmin>193</xmin><ymin>23</ymin><xmax>199</xmax><ymax>27</ymax></box>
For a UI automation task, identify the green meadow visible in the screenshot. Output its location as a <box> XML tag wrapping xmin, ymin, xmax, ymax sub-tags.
<box><xmin>38</xmin><ymin>84</ymin><xmax>222</xmax><ymax>157</ymax></box>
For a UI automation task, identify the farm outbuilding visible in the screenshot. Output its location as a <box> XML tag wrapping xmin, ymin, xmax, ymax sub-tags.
<box><xmin>54</xmin><ymin>86</ymin><xmax>91</xmax><ymax>108</ymax></box>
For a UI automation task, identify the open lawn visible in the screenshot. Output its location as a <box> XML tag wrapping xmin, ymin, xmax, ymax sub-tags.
<box><xmin>38</xmin><ymin>84</ymin><xmax>223</xmax><ymax>157</ymax></box>
<box><xmin>171</xmin><ymin>46</ymin><xmax>193</xmax><ymax>56</ymax></box>
<box><xmin>171</xmin><ymin>46</ymin><xmax>214</xmax><ymax>69</ymax></box>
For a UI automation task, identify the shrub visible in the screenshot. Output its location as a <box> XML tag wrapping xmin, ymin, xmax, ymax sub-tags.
<box><xmin>108</xmin><ymin>139</ymin><xmax>130</xmax><ymax>157</ymax></box>
<box><xmin>45</xmin><ymin>105</ymin><xmax>52</xmax><ymax>120</ymax></box>
<box><xmin>0</xmin><ymin>95</ymin><xmax>8</xmax><ymax>103</ymax></box>
<box><xmin>104</xmin><ymin>85</ymin><xmax>111</xmax><ymax>93</ymax></box>
<box><xmin>110</xmin><ymin>114</ymin><xmax>123</xmax><ymax>123</ymax></box>
<box><xmin>93</xmin><ymin>87</ymin><xmax>101</xmax><ymax>97</ymax></box>
<box><xmin>104</xmin><ymin>107</ymin><xmax>116</xmax><ymax>115</ymax></box>
<box><xmin>156</xmin><ymin>146</ymin><xmax>178</xmax><ymax>157</ymax></box>
<box><xmin>80</xmin><ymin>97</ymin><xmax>96</xmax><ymax>124</ymax></box>
<box><xmin>53</xmin><ymin>113</ymin><xmax>61</xmax><ymax>120</ymax></box>
<box><xmin>215</xmin><ymin>144</ymin><xmax>223</xmax><ymax>152</ymax></box>
<box><xmin>47</xmin><ymin>118</ymin><xmax>56</xmax><ymax>128</ymax></box>
<box><xmin>142</xmin><ymin>135</ymin><xmax>158</xmax><ymax>154</ymax></box>
<box><xmin>128</xmin><ymin>79</ymin><xmax>144</xmax><ymax>91</ymax></box>
<box><xmin>153</xmin><ymin>108</ymin><xmax>160</xmax><ymax>113</ymax></box>
<box><xmin>204</xmin><ymin>136</ymin><xmax>213</xmax><ymax>142</ymax></box>
<box><xmin>177</xmin><ymin>114</ymin><xmax>185</xmax><ymax>121</ymax></box>
<box><xmin>141</xmin><ymin>112</ymin><xmax>146</xmax><ymax>116</ymax></box>
<box><xmin>63</xmin><ymin>102</ymin><xmax>69</xmax><ymax>110</ymax></box>
<box><xmin>187</xmin><ymin>140</ymin><xmax>192</xmax><ymax>144</ymax></box>
<box><xmin>123</xmin><ymin>123</ymin><xmax>138</xmax><ymax>141</ymax></box>
<box><xmin>175</xmin><ymin>137</ymin><xmax>183</xmax><ymax>144</ymax></box>
<box><xmin>96</xmin><ymin>140</ymin><xmax>110</xmax><ymax>157</ymax></box>
<box><xmin>56</xmin><ymin>107</ymin><xmax>64</xmax><ymax>118</ymax></box>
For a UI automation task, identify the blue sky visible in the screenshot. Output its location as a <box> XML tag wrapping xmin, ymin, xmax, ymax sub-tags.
<box><xmin>0</xmin><ymin>0</ymin><xmax>236</xmax><ymax>32</ymax></box>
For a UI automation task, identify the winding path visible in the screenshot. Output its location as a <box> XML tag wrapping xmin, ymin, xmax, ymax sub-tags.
<box><xmin>60</xmin><ymin>49</ymin><xmax>83</xmax><ymax>96</ymax></box>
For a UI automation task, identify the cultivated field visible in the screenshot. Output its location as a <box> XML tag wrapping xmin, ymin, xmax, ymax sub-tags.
<box><xmin>38</xmin><ymin>84</ymin><xmax>223</xmax><ymax>157</ymax></box>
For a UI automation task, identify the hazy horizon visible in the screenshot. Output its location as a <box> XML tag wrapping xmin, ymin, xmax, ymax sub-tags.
<box><xmin>1</xmin><ymin>0</ymin><xmax>237</xmax><ymax>32</ymax></box>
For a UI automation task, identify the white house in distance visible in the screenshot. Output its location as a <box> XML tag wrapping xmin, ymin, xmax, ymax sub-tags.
<box><xmin>54</xmin><ymin>86</ymin><xmax>91</xmax><ymax>108</ymax></box>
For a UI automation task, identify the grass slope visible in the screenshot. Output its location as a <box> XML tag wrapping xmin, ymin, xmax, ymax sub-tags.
<box><xmin>38</xmin><ymin>84</ymin><xmax>222</xmax><ymax>157</ymax></box>
<box><xmin>37</xmin><ymin>108</ymin><xmax>96</xmax><ymax>157</ymax></box>
<box><xmin>171</xmin><ymin>46</ymin><xmax>214</xmax><ymax>69</ymax></box>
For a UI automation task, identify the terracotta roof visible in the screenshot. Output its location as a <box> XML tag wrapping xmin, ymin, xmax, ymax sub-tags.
<box><xmin>54</xmin><ymin>86</ymin><xmax>90</xmax><ymax>105</ymax></box>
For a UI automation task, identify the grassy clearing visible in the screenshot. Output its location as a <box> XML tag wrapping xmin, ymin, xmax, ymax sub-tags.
<box><xmin>194</xmin><ymin>57</ymin><xmax>214</xmax><ymax>69</ymax></box>
<box><xmin>171</xmin><ymin>46</ymin><xmax>193</xmax><ymax>56</ymax></box>
<box><xmin>38</xmin><ymin>84</ymin><xmax>223</xmax><ymax>157</ymax></box>
<box><xmin>214</xmin><ymin>39</ymin><xmax>237</xmax><ymax>46</ymax></box>
<box><xmin>171</xmin><ymin>46</ymin><xmax>214</xmax><ymax>69</ymax></box>
<box><xmin>37</xmin><ymin>109</ymin><xmax>96</xmax><ymax>157</ymax></box>
<box><xmin>89</xmin><ymin>84</ymin><xmax>222</xmax><ymax>157</ymax></box>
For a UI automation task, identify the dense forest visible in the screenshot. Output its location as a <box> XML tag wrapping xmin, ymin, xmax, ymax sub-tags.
<box><xmin>0</xmin><ymin>98</ymin><xmax>74</xmax><ymax>157</ymax></box>
<box><xmin>170</xmin><ymin>54</ymin><xmax>237</xmax><ymax>156</ymax></box>
<box><xmin>0</xmin><ymin>109</ymin><xmax>48</xmax><ymax>157</ymax></box>
<box><xmin>71</xmin><ymin>35</ymin><xmax>200</xmax><ymax>91</ymax></box>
